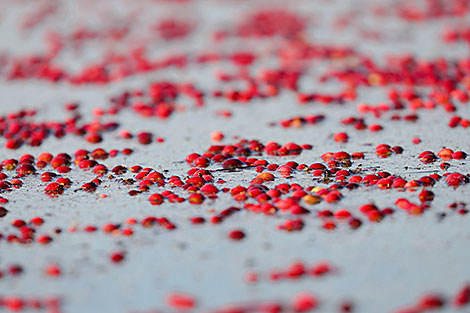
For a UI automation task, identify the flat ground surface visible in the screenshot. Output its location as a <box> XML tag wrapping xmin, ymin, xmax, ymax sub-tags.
<box><xmin>0</xmin><ymin>0</ymin><xmax>469</xmax><ymax>312</ymax></box>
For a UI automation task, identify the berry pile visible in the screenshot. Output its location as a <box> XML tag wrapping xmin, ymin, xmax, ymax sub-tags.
<box><xmin>0</xmin><ymin>0</ymin><xmax>468</xmax><ymax>313</ymax></box>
